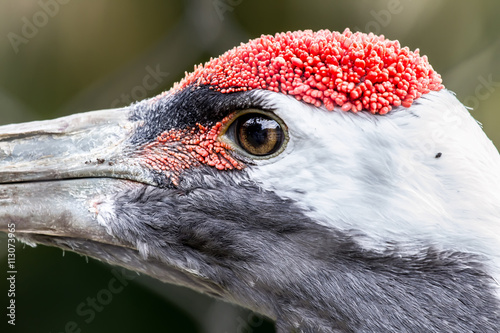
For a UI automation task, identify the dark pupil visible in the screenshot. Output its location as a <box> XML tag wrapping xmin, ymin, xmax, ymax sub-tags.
<box><xmin>244</xmin><ymin>118</ymin><xmax>268</xmax><ymax>146</ymax></box>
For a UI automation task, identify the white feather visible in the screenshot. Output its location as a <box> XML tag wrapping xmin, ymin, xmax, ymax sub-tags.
<box><xmin>248</xmin><ymin>89</ymin><xmax>500</xmax><ymax>279</ymax></box>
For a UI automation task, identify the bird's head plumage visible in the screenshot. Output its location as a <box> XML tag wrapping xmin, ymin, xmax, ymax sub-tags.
<box><xmin>1</xmin><ymin>29</ymin><xmax>499</xmax><ymax>331</ymax></box>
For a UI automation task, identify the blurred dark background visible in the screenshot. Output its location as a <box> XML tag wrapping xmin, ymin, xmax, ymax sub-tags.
<box><xmin>0</xmin><ymin>0</ymin><xmax>499</xmax><ymax>332</ymax></box>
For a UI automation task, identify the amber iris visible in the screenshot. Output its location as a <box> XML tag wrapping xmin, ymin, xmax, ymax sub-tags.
<box><xmin>236</xmin><ymin>114</ymin><xmax>284</xmax><ymax>156</ymax></box>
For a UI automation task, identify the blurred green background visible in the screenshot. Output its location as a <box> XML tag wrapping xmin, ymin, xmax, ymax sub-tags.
<box><xmin>0</xmin><ymin>0</ymin><xmax>499</xmax><ymax>332</ymax></box>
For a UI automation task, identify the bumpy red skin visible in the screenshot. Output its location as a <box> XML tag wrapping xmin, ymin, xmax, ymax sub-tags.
<box><xmin>175</xmin><ymin>29</ymin><xmax>443</xmax><ymax>115</ymax></box>
<box><xmin>143</xmin><ymin>29</ymin><xmax>444</xmax><ymax>183</ymax></box>
<box><xmin>142</xmin><ymin>117</ymin><xmax>243</xmax><ymax>185</ymax></box>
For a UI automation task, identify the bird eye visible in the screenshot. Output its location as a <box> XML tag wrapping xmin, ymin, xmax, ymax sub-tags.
<box><xmin>220</xmin><ymin>110</ymin><xmax>288</xmax><ymax>159</ymax></box>
<box><xmin>236</xmin><ymin>114</ymin><xmax>284</xmax><ymax>156</ymax></box>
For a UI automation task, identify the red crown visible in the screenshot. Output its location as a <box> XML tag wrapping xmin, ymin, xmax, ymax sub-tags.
<box><xmin>175</xmin><ymin>29</ymin><xmax>443</xmax><ymax>115</ymax></box>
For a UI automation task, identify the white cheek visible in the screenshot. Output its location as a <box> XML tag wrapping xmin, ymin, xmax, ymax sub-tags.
<box><xmin>250</xmin><ymin>93</ymin><xmax>419</xmax><ymax>245</ymax></box>
<box><xmin>248</xmin><ymin>90</ymin><xmax>500</xmax><ymax>274</ymax></box>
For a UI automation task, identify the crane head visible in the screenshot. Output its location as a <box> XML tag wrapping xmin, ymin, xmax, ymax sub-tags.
<box><xmin>1</xmin><ymin>30</ymin><xmax>500</xmax><ymax>331</ymax></box>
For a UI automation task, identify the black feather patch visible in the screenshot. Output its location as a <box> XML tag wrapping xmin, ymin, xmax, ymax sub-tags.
<box><xmin>129</xmin><ymin>86</ymin><xmax>269</xmax><ymax>145</ymax></box>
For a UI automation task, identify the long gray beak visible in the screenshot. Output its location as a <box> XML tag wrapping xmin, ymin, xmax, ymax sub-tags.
<box><xmin>0</xmin><ymin>109</ymin><xmax>229</xmax><ymax>296</ymax></box>
<box><xmin>0</xmin><ymin>108</ymin><xmax>148</xmax><ymax>248</ymax></box>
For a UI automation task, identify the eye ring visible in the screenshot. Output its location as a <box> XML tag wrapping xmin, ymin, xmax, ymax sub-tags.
<box><xmin>219</xmin><ymin>109</ymin><xmax>288</xmax><ymax>159</ymax></box>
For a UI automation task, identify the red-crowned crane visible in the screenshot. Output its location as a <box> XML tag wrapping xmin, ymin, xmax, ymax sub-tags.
<box><xmin>1</xmin><ymin>30</ymin><xmax>499</xmax><ymax>332</ymax></box>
